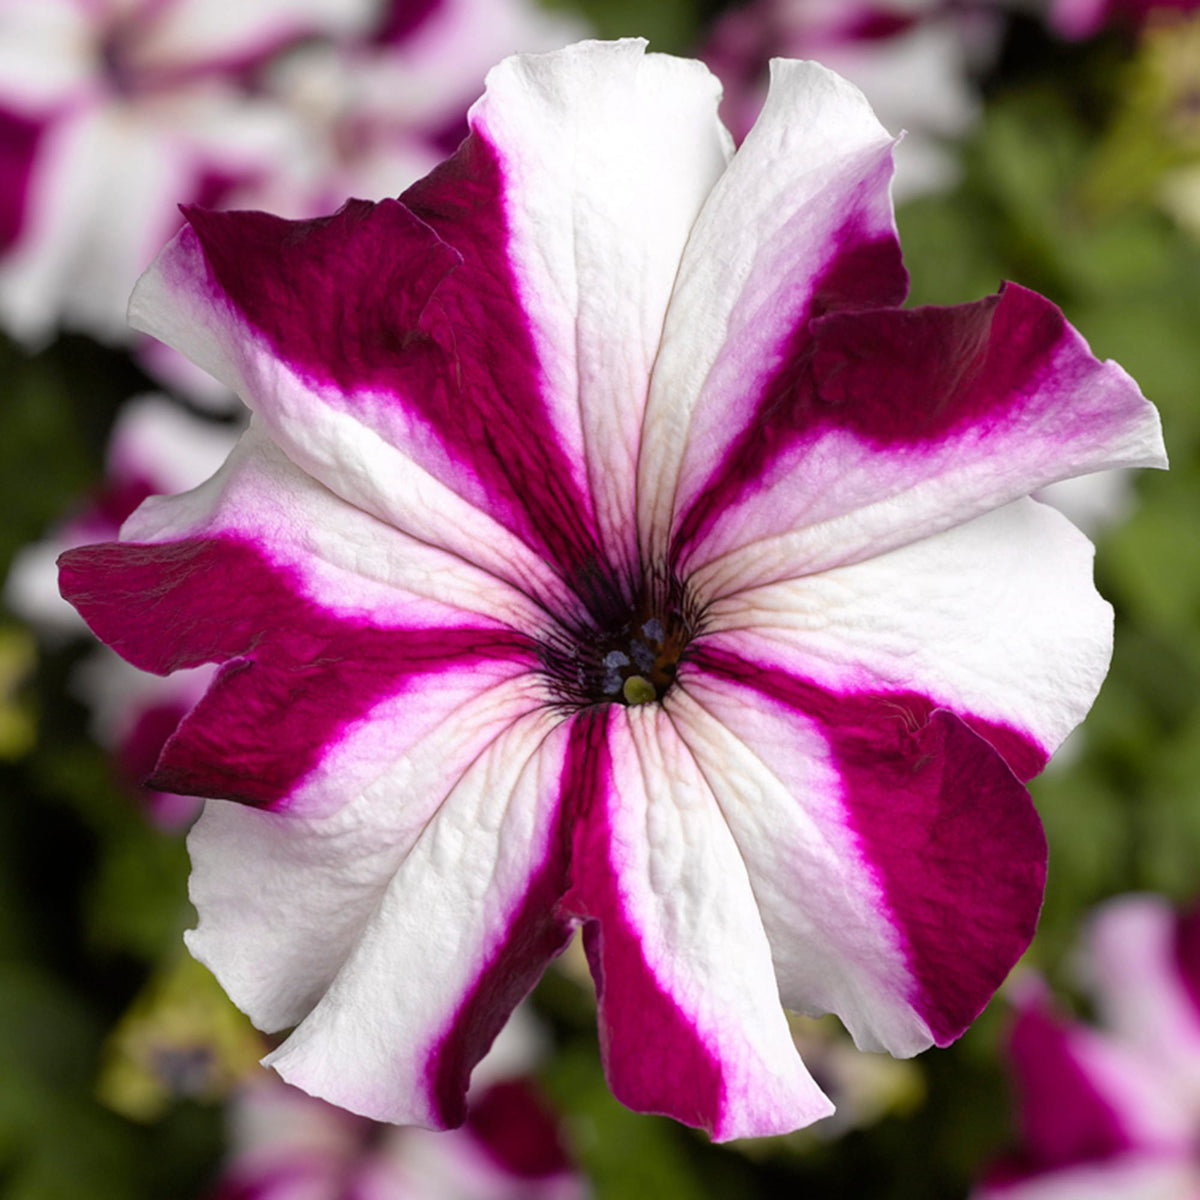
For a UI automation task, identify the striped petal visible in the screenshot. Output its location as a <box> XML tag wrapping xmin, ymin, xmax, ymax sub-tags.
<box><xmin>559</xmin><ymin>706</ymin><xmax>831</xmax><ymax>1141</ymax></box>
<box><xmin>634</xmin><ymin>56</ymin><xmax>1163</xmax><ymax>592</ymax></box>
<box><xmin>676</xmin><ymin>280</ymin><xmax>1166</xmax><ymax>597</ymax></box>
<box><xmin>638</xmin><ymin>56</ymin><xmax>906</xmax><ymax>564</ymax></box>
<box><xmin>670</xmin><ymin>653</ymin><xmax>1046</xmax><ymax>1056</ymax></box>
<box><xmin>1003</xmin><ymin>987</ymin><xmax>1191</xmax><ymax>1168</ymax></box>
<box><xmin>59</xmin><ymin>425</ymin><xmax>545</xmax><ymax>817</ymax></box>
<box><xmin>975</xmin><ymin>984</ymin><xmax>1197</xmax><ymax>1199</ymax></box>
<box><xmin>248</xmin><ymin>709</ymin><xmax>574</xmax><ymax>1127</ymax></box>
<box><xmin>129</xmin><ymin>38</ymin><xmax>729</xmax><ymax>605</ymax></box>
<box><xmin>702</xmin><ymin>499</ymin><xmax>1112</xmax><ymax>776</ymax></box>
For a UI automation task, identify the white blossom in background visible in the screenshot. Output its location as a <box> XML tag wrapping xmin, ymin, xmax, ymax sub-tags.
<box><xmin>5</xmin><ymin>393</ymin><xmax>236</xmax><ymax>826</ymax></box>
<box><xmin>0</xmin><ymin>0</ymin><xmax>377</xmax><ymax>344</ymax></box>
<box><xmin>702</xmin><ymin>0</ymin><xmax>1004</xmax><ymax>198</ymax></box>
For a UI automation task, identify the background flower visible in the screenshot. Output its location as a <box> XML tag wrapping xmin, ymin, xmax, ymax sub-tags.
<box><xmin>976</xmin><ymin>896</ymin><xmax>1200</xmax><ymax>1198</ymax></box>
<box><xmin>701</xmin><ymin>0</ymin><xmax>1003</xmax><ymax>196</ymax></box>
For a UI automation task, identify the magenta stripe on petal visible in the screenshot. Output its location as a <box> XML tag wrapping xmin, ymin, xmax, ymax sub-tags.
<box><xmin>804</xmin><ymin>283</ymin><xmax>1068</xmax><ymax>445</ymax></box>
<box><xmin>372</xmin><ymin>0</ymin><xmax>443</xmax><ymax>43</ymax></box>
<box><xmin>0</xmin><ymin>108</ymin><xmax>43</xmax><ymax>253</ymax></box>
<box><xmin>558</xmin><ymin>710</ymin><xmax>727</xmax><ymax>1134</ymax></box>
<box><xmin>1007</xmin><ymin>999</ymin><xmax>1134</xmax><ymax>1171</ymax></box>
<box><xmin>424</xmin><ymin>800</ymin><xmax>573</xmax><ymax>1129</ymax></box>
<box><xmin>674</xmin><ymin>276</ymin><xmax>1080</xmax><ymax>562</ymax></box>
<box><xmin>59</xmin><ymin>536</ymin><xmax>535</xmax><ymax>808</ymax></box>
<box><xmin>185</xmin><ymin>135</ymin><xmax>606</xmax><ymax>595</ymax></box>
<box><xmin>673</xmin><ymin>204</ymin><xmax>906</xmax><ymax>557</ymax></box>
<box><xmin>1172</xmin><ymin>904</ymin><xmax>1200</xmax><ymax>1021</ymax></box>
<box><xmin>694</xmin><ymin>645</ymin><xmax>1047</xmax><ymax>1046</ymax></box>
<box><xmin>466</xmin><ymin>1080</ymin><xmax>574</xmax><ymax>1179</ymax></box>
<box><xmin>401</xmin><ymin>132</ymin><xmax>608</xmax><ymax>594</ymax></box>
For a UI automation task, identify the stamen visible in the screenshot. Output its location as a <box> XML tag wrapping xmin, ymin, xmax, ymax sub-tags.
<box><xmin>538</xmin><ymin>562</ymin><xmax>700</xmax><ymax>709</ymax></box>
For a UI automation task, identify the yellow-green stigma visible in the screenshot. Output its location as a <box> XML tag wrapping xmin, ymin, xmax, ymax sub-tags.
<box><xmin>539</xmin><ymin>568</ymin><xmax>699</xmax><ymax>709</ymax></box>
<box><xmin>622</xmin><ymin>675</ymin><xmax>658</xmax><ymax>705</ymax></box>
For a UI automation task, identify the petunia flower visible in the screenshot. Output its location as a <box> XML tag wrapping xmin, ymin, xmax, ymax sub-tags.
<box><xmin>0</xmin><ymin>0</ymin><xmax>376</xmax><ymax>343</ymax></box>
<box><xmin>4</xmin><ymin>393</ymin><xmax>236</xmax><ymax>824</ymax></box>
<box><xmin>1048</xmin><ymin>0</ymin><xmax>1200</xmax><ymax>40</ymax></box>
<box><xmin>59</xmin><ymin>40</ymin><xmax>1166</xmax><ymax>1140</ymax></box>
<box><xmin>211</xmin><ymin>1075</ymin><xmax>586</xmax><ymax>1200</ymax></box>
<box><xmin>975</xmin><ymin>897</ymin><xmax>1200</xmax><ymax>1198</ymax></box>
<box><xmin>210</xmin><ymin>1007</ymin><xmax>585</xmax><ymax>1200</ymax></box>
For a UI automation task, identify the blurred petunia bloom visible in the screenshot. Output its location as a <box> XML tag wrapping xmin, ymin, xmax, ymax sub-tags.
<box><xmin>0</xmin><ymin>0</ymin><xmax>576</xmax><ymax>350</ymax></box>
<box><xmin>60</xmin><ymin>40</ymin><xmax>1166</xmax><ymax>1140</ymax></box>
<box><xmin>5</xmin><ymin>393</ymin><xmax>235</xmax><ymax>826</ymax></box>
<box><xmin>211</xmin><ymin>1076</ymin><xmax>585</xmax><ymax>1200</ymax></box>
<box><xmin>701</xmin><ymin>0</ymin><xmax>1003</xmax><ymax>197</ymax></box>
<box><xmin>234</xmin><ymin>0</ymin><xmax>585</xmax><ymax>220</ymax></box>
<box><xmin>210</xmin><ymin>1007</ymin><xmax>584</xmax><ymax>1200</ymax></box>
<box><xmin>976</xmin><ymin>896</ymin><xmax>1200</xmax><ymax>1198</ymax></box>
<box><xmin>0</xmin><ymin>0</ymin><xmax>378</xmax><ymax>343</ymax></box>
<box><xmin>1049</xmin><ymin>0</ymin><xmax>1200</xmax><ymax>40</ymax></box>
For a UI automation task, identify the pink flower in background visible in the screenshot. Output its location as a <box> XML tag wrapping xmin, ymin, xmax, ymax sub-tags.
<box><xmin>1049</xmin><ymin>0</ymin><xmax>1200</xmax><ymax>39</ymax></box>
<box><xmin>0</xmin><ymin>0</ymin><xmax>378</xmax><ymax>343</ymax></box>
<box><xmin>0</xmin><ymin>0</ymin><xmax>579</xmax><ymax>350</ymax></box>
<box><xmin>213</xmin><ymin>1076</ymin><xmax>584</xmax><ymax>1200</ymax></box>
<box><xmin>977</xmin><ymin>897</ymin><xmax>1200</xmax><ymax>1199</ymax></box>
<box><xmin>60</xmin><ymin>40</ymin><xmax>1164</xmax><ymax>1140</ymax></box>
<box><xmin>5</xmin><ymin>393</ymin><xmax>235</xmax><ymax>826</ymax></box>
<box><xmin>702</xmin><ymin>0</ymin><xmax>1003</xmax><ymax>197</ymax></box>
<box><xmin>74</xmin><ymin>653</ymin><xmax>214</xmax><ymax>829</ymax></box>
<box><xmin>6</xmin><ymin>394</ymin><xmax>237</xmax><ymax>633</ymax></box>
<box><xmin>213</xmin><ymin>1008</ymin><xmax>584</xmax><ymax>1200</ymax></box>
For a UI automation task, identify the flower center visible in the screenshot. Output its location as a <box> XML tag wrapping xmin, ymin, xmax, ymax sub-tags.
<box><xmin>541</xmin><ymin>570</ymin><xmax>697</xmax><ymax>709</ymax></box>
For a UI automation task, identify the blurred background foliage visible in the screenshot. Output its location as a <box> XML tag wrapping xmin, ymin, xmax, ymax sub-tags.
<box><xmin>3</xmin><ymin>1</ymin><xmax>1200</xmax><ymax>1197</ymax></box>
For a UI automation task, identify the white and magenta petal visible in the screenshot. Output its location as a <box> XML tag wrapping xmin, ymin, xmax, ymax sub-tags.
<box><xmin>559</xmin><ymin>706</ymin><xmax>831</xmax><ymax>1140</ymax></box>
<box><xmin>128</xmin><ymin>198</ymin><xmax>586</xmax><ymax>611</ymax></box>
<box><xmin>129</xmin><ymin>39</ymin><xmax>729</xmax><ymax>601</ymax></box>
<box><xmin>184</xmin><ymin>677</ymin><xmax>552</xmax><ymax>1036</ymax></box>
<box><xmin>257</xmin><ymin>709</ymin><xmax>573</xmax><ymax>1127</ymax></box>
<box><xmin>638</xmin><ymin>56</ymin><xmax>906</xmax><ymax>562</ymax></box>
<box><xmin>454</xmin><ymin>39</ymin><xmax>730</xmax><ymax>578</ymax></box>
<box><xmin>1007</xmin><ymin>987</ymin><xmax>1192</xmax><ymax>1163</ymax></box>
<box><xmin>59</xmin><ymin>426</ymin><xmax>547</xmax><ymax>816</ymax></box>
<box><xmin>677</xmin><ymin>282</ymin><xmax>1166</xmax><ymax>595</ymax></box>
<box><xmin>702</xmin><ymin>499</ymin><xmax>1113</xmax><ymax>775</ymax></box>
<box><xmin>670</xmin><ymin>656</ymin><xmax>1046</xmax><ymax>1056</ymax></box>
<box><xmin>977</xmin><ymin>982</ymin><xmax>1196</xmax><ymax>1200</ymax></box>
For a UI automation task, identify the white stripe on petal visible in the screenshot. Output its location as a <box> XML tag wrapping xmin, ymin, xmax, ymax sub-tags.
<box><xmin>702</xmin><ymin>498</ymin><xmax>1113</xmax><ymax>765</ymax></box>
<box><xmin>639</xmin><ymin>57</ymin><xmax>897</xmax><ymax>558</ymax></box>
<box><xmin>260</xmin><ymin>708</ymin><xmax>570</xmax><ymax>1126</ymax></box>
<box><xmin>665</xmin><ymin>682</ymin><xmax>929</xmax><ymax>1056</ymax></box>
<box><xmin>473</xmin><ymin>39</ymin><xmax>731</xmax><ymax>578</ymax></box>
